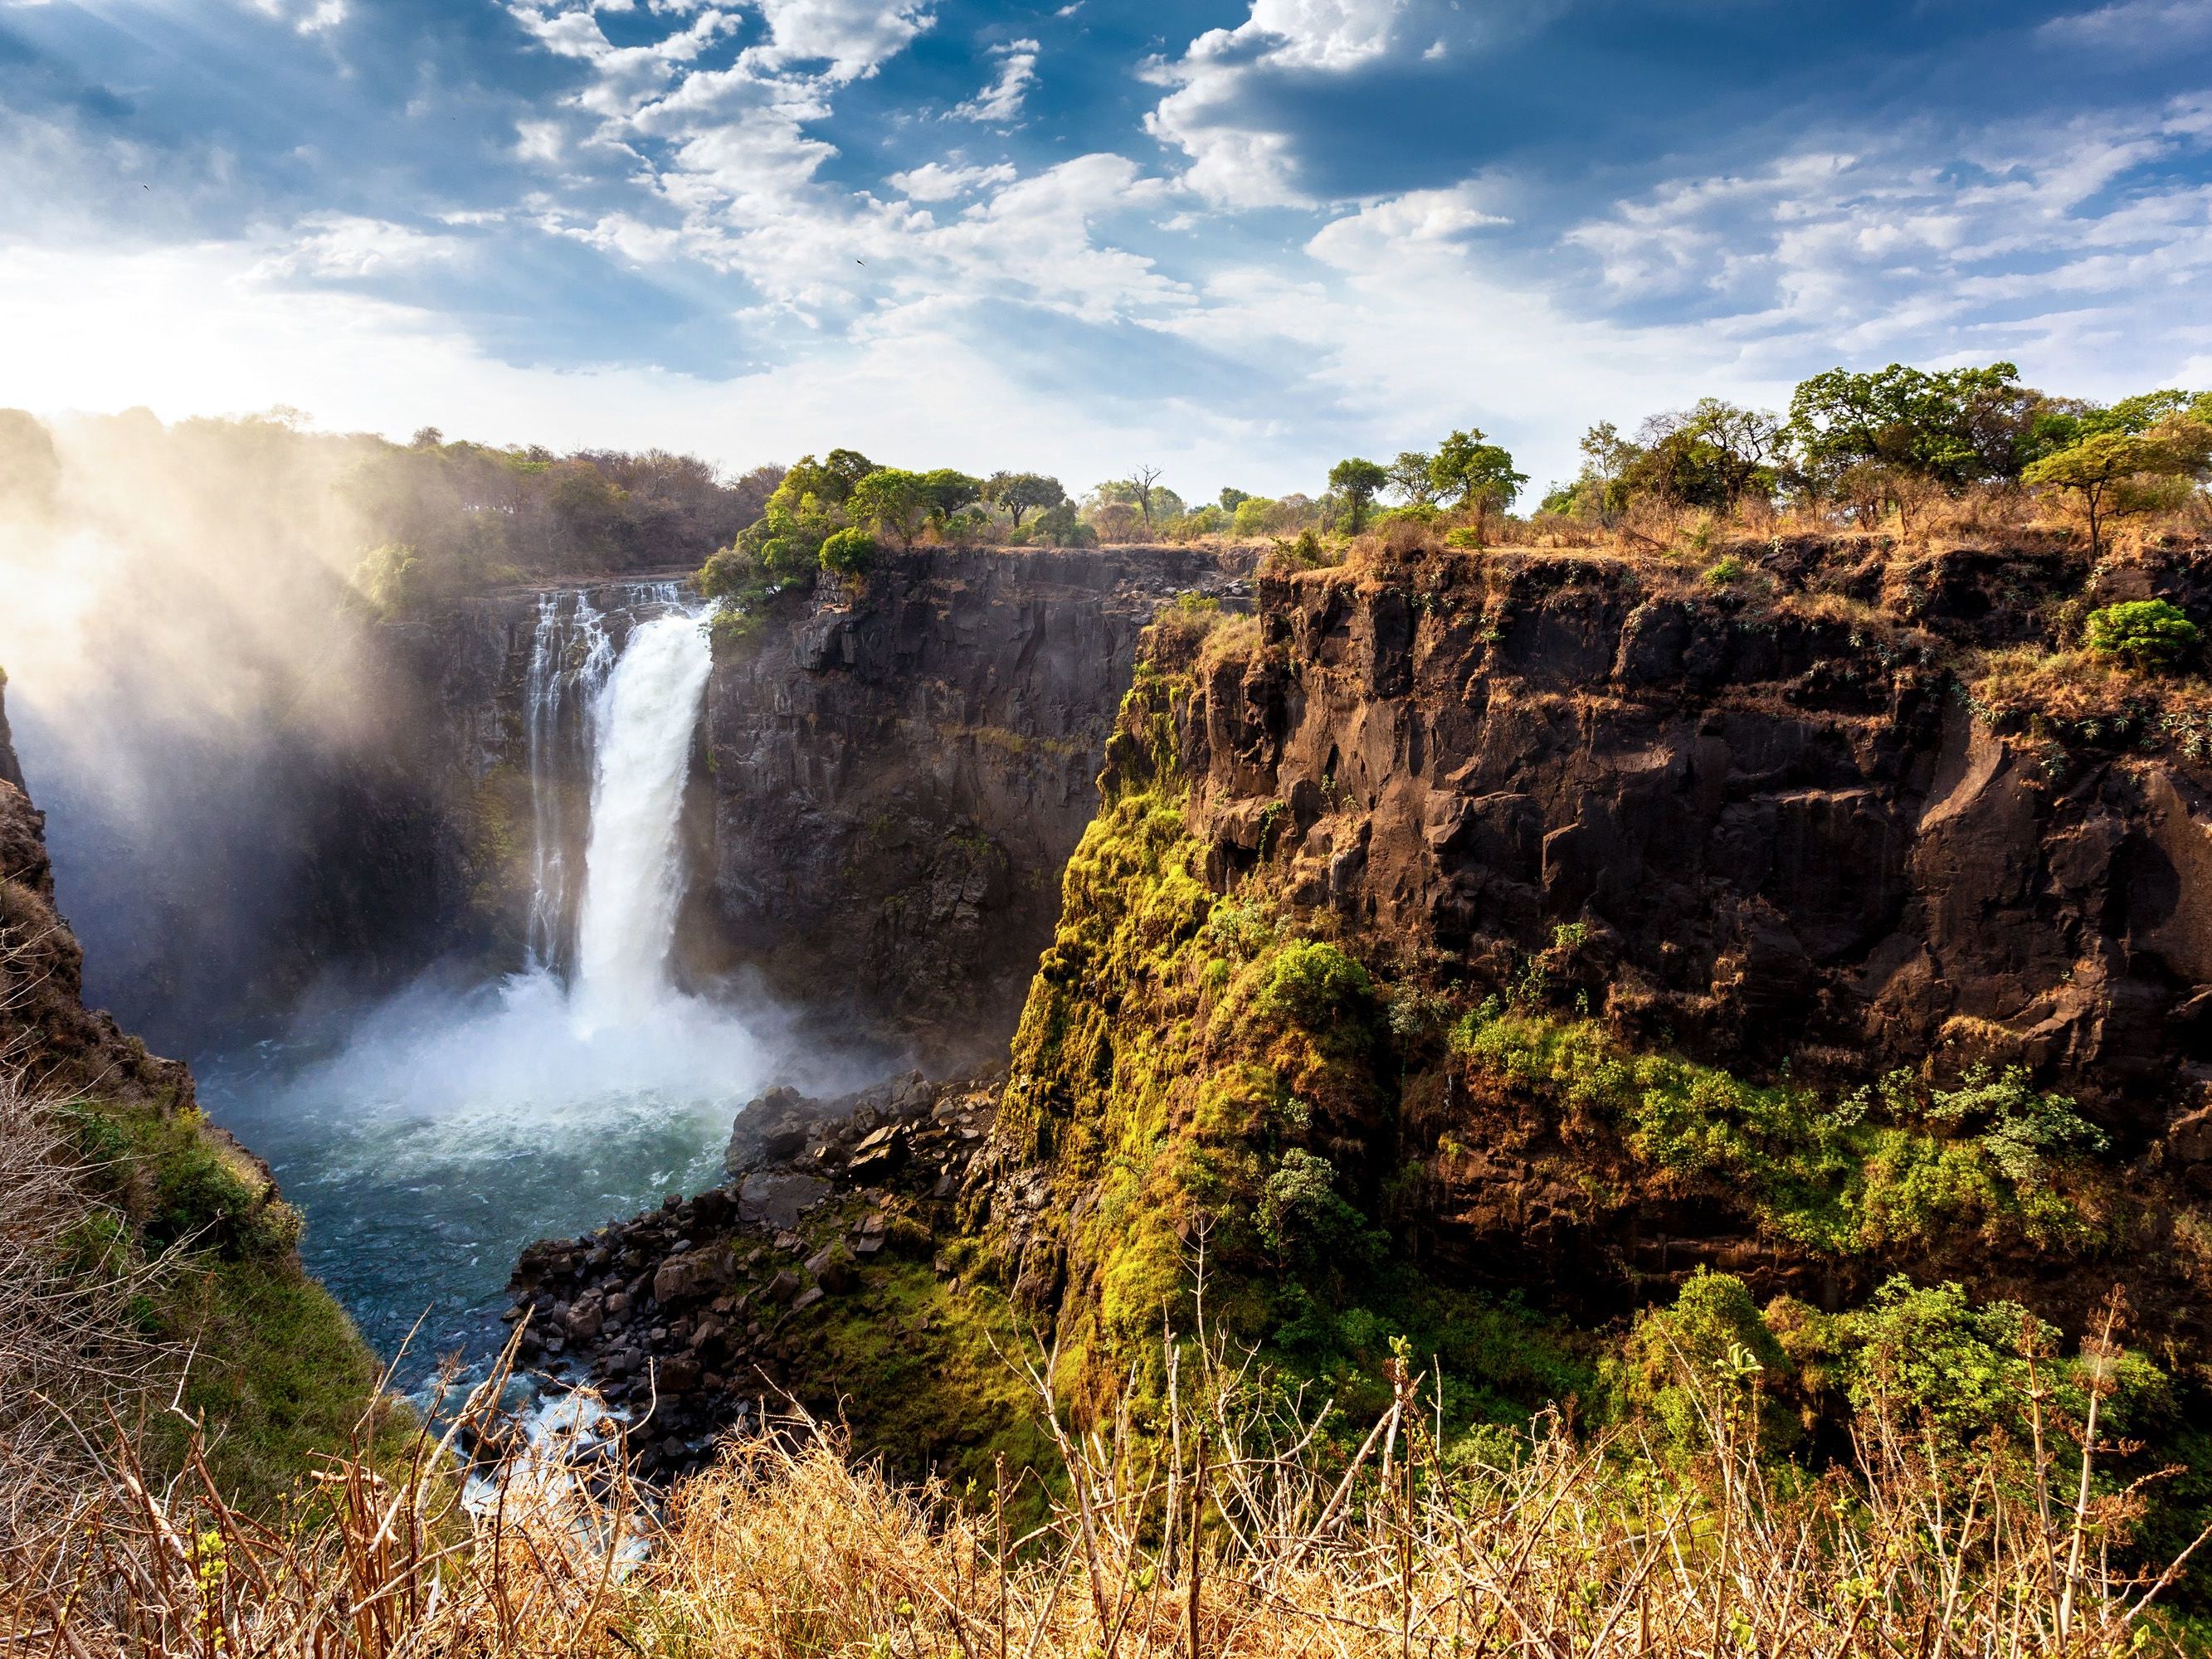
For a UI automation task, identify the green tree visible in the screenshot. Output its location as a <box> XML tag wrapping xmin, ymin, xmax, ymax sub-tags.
<box><xmin>1787</xmin><ymin>362</ymin><xmax>2041</xmax><ymax>495</ymax></box>
<box><xmin>1429</xmin><ymin>429</ymin><xmax>1526</xmax><ymax>538</ymax></box>
<box><xmin>2083</xmin><ymin>599</ymin><xmax>2201</xmax><ymax>672</ymax></box>
<box><xmin>355</xmin><ymin>542</ymin><xmax>425</xmax><ymax>617</ymax></box>
<box><xmin>2021</xmin><ymin>423</ymin><xmax>2212</xmax><ymax>557</ymax></box>
<box><xmin>1026</xmin><ymin>499</ymin><xmax>1095</xmax><ymax>547</ymax></box>
<box><xmin>918</xmin><ymin>468</ymin><xmax>982</xmax><ymax>528</ymax></box>
<box><xmin>818</xmin><ymin>526</ymin><xmax>878</xmax><ymax>577</ymax></box>
<box><xmin>1622</xmin><ymin>399</ymin><xmax>1782</xmax><ymax>513</ymax></box>
<box><xmin>1218</xmin><ymin>486</ymin><xmax>1253</xmax><ymax>513</ymax></box>
<box><xmin>982</xmin><ymin>470</ymin><xmax>1067</xmax><ymax>528</ymax></box>
<box><xmin>847</xmin><ymin>468</ymin><xmax>932</xmax><ymax>549</ymax></box>
<box><xmin>1387</xmin><ymin>450</ymin><xmax>1437</xmax><ymax>507</ymax></box>
<box><xmin>1328</xmin><ymin>457</ymin><xmax>1388</xmax><ymax>533</ymax></box>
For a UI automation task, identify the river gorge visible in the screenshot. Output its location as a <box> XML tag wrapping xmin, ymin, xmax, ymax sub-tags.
<box><xmin>8</xmin><ymin>548</ymin><xmax>1245</xmax><ymax>1384</ymax></box>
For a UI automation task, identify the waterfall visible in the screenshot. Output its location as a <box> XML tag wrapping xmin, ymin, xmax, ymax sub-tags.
<box><xmin>207</xmin><ymin>586</ymin><xmax>778</xmax><ymax>1379</ymax></box>
<box><xmin>571</xmin><ymin>607</ymin><xmax>711</xmax><ymax>1029</ymax></box>
<box><xmin>521</xmin><ymin>592</ymin><xmax>615</xmax><ymax>971</ymax></box>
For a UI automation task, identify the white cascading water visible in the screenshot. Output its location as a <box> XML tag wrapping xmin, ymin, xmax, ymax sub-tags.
<box><xmin>572</xmin><ymin>609</ymin><xmax>713</xmax><ymax>1029</ymax></box>
<box><xmin>212</xmin><ymin>584</ymin><xmax>797</xmax><ymax>1378</ymax></box>
<box><xmin>522</xmin><ymin>591</ymin><xmax>615</xmax><ymax>970</ymax></box>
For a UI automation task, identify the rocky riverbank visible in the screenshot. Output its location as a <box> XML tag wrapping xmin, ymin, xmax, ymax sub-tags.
<box><xmin>504</xmin><ymin>1068</ymin><xmax>1012</xmax><ymax>1478</ymax></box>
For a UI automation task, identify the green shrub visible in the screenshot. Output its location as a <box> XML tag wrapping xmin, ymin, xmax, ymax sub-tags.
<box><xmin>2083</xmin><ymin>599</ymin><xmax>2200</xmax><ymax>672</ymax></box>
<box><xmin>1612</xmin><ymin>1269</ymin><xmax>1797</xmax><ymax>1458</ymax></box>
<box><xmin>1449</xmin><ymin>1010</ymin><xmax>2108</xmax><ymax>1255</ymax></box>
<box><xmin>819</xmin><ymin>526</ymin><xmax>878</xmax><ymax>577</ymax></box>
<box><xmin>1922</xmin><ymin>1063</ymin><xmax>2107</xmax><ymax>1182</ymax></box>
<box><xmin>1703</xmin><ymin>554</ymin><xmax>1747</xmax><ymax>586</ymax></box>
<box><xmin>1249</xmin><ymin>941</ymin><xmax>1372</xmax><ymax>1029</ymax></box>
<box><xmin>1255</xmin><ymin>1148</ymin><xmax>1375</xmax><ymax>1270</ymax></box>
<box><xmin>354</xmin><ymin>542</ymin><xmax>424</xmax><ymax>616</ymax></box>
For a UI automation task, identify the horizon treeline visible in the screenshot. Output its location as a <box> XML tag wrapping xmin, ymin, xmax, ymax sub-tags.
<box><xmin>5</xmin><ymin>357</ymin><xmax>2210</xmax><ymax>621</ymax></box>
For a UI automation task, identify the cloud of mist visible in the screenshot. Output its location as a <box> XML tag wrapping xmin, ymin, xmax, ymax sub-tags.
<box><xmin>0</xmin><ymin>408</ymin><xmax>416</xmax><ymax>1041</ymax></box>
<box><xmin>0</xmin><ymin>407</ymin><xmax>392</xmax><ymax>802</ymax></box>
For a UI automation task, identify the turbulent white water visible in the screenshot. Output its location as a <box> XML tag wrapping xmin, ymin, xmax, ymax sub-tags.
<box><xmin>200</xmin><ymin>586</ymin><xmax>834</xmax><ymax>1376</ymax></box>
<box><xmin>572</xmin><ymin>609</ymin><xmax>714</xmax><ymax>1030</ymax></box>
<box><xmin>522</xmin><ymin>591</ymin><xmax>615</xmax><ymax>971</ymax></box>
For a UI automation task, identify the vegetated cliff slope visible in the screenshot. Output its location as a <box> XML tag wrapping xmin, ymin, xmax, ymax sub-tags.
<box><xmin>702</xmin><ymin>546</ymin><xmax>1250</xmax><ymax>1054</ymax></box>
<box><xmin>991</xmin><ymin>536</ymin><xmax>2212</xmax><ymax>1395</ymax></box>
<box><xmin>0</xmin><ymin>679</ymin><xmax>390</xmax><ymax>1505</ymax></box>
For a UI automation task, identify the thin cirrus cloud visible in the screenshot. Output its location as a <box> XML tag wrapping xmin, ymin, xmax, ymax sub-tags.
<box><xmin>949</xmin><ymin>37</ymin><xmax>1039</xmax><ymax>125</ymax></box>
<box><xmin>1</xmin><ymin>0</ymin><xmax>2209</xmax><ymax>494</ymax></box>
<box><xmin>2038</xmin><ymin>0</ymin><xmax>2212</xmax><ymax>49</ymax></box>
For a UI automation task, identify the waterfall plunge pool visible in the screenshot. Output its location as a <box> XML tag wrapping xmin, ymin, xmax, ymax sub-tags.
<box><xmin>196</xmin><ymin>597</ymin><xmax>840</xmax><ymax>1391</ymax></box>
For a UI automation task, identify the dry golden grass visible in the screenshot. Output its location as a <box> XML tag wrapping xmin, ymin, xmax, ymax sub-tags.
<box><xmin>1966</xmin><ymin>643</ymin><xmax>2212</xmax><ymax>731</ymax></box>
<box><xmin>6</xmin><ymin>1290</ymin><xmax>2207</xmax><ymax>1658</ymax></box>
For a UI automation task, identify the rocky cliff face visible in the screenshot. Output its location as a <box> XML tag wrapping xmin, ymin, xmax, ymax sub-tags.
<box><xmin>975</xmin><ymin>536</ymin><xmax>2212</xmax><ymax>1388</ymax></box>
<box><xmin>0</xmin><ymin>677</ymin><xmax>197</xmax><ymax>1105</ymax></box>
<box><xmin>700</xmin><ymin>547</ymin><xmax>1248</xmax><ymax>1056</ymax></box>
<box><xmin>33</xmin><ymin>552</ymin><xmax>1247</xmax><ymax>1054</ymax></box>
<box><xmin>1174</xmin><ymin>541</ymin><xmax>2212</xmax><ymax>1136</ymax></box>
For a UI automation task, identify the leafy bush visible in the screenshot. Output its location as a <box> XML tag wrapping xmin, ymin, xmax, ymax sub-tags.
<box><xmin>818</xmin><ymin>527</ymin><xmax>878</xmax><ymax>577</ymax></box>
<box><xmin>1248</xmin><ymin>941</ymin><xmax>1372</xmax><ymax>1029</ymax></box>
<box><xmin>1922</xmin><ymin>1063</ymin><xmax>2108</xmax><ymax>1182</ymax></box>
<box><xmin>1254</xmin><ymin>1148</ymin><xmax>1376</xmax><ymax>1271</ymax></box>
<box><xmin>354</xmin><ymin>542</ymin><xmax>424</xmax><ymax>616</ymax></box>
<box><xmin>1612</xmin><ymin>1268</ymin><xmax>1797</xmax><ymax>1457</ymax></box>
<box><xmin>2083</xmin><ymin>599</ymin><xmax>2200</xmax><ymax>672</ymax></box>
<box><xmin>1450</xmin><ymin>1010</ymin><xmax>2109</xmax><ymax>1253</ymax></box>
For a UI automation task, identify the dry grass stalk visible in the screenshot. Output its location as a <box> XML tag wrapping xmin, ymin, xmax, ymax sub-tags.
<box><xmin>3</xmin><ymin>1273</ymin><xmax>2205</xmax><ymax>1658</ymax></box>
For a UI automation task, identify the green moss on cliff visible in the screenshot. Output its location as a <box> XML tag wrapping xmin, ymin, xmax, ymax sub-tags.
<box><xmin>61</xmin><ymin>1096</ymin><xmax>402</xmax><ymax>1509</ymax></box>
<box><xmin>1452</xmin><ymin>1007</ymin><xmax>2114</xmax><ymax>1255</ymax></box>
<box><xmin>998</xmin><ymin>637</ymin><xmax>1580</xmax><ymax>1428</ymax></box>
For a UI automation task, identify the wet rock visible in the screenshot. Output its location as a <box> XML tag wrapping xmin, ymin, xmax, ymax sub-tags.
<box><xmin>658</xmin><ymin>1356</ymin><xmax>702</xmax><ymax>1394</ymax></box>
<box><xmin>738</xmin><ymin>1172</ymin><xmax>831</xmax><ymax>1231</ymax></box>
<box><xmin>653</xmin><ymin>1250</ymin><xmax>728</xmax><ymax>1306</ymax></box>
<box><xmin>803</xmin><ymin>1245</ymin><xmax>852</xmax><ymax>1293</ymax></box>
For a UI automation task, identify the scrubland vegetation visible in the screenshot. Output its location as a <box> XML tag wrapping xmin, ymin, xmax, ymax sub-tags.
<box><xmin>7</xmin><ymin>1254</ymin><xmax>2207</xmax><ymax>1656</ymax></box>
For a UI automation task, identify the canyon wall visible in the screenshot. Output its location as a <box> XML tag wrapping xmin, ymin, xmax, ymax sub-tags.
<box><xmin>982</xmin><ymin>536</ymin><xmax>2212</xmax><ymax>1370</ymax></box>
<box><xmin>1176</xmin><ymin>543</ymin><xmax>2212</xmax><ymax>1131</ymax></box>
<box><xmin>26</xmin><ymin>550</ymin><xmax>1247</xmax><ymax>1053</ymax></box>
<box><xmin>699</xmin><ymin>547</ymin><xmax>1248</xmax><ymax>1056</ymax></box>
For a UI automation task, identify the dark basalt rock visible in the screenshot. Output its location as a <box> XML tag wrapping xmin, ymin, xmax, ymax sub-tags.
<box><xmin>700</xmin><ymin>547</ymin><xmax>1252</xmax><ymax>1062</ymax></box>
<box><xmin>504</xmin><ymin>1067</ymin><xmax>1005</xmax><ymax>1480</ymax></box>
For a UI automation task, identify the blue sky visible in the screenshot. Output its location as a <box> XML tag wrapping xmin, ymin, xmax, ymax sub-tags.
<box><xmin>2</xmin><ymin>0</ymin><xmax>2210</xmax><ymax>496</ymax></box>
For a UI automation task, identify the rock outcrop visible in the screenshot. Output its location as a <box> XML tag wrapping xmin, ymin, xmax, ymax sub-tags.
<box><xmin>505</xmin><ymin>1068</ymin><xmax>1006</xmax><ymax>1477</ymax></box>
<box><xmin>1172</xmin><ymin>542</ymin><xmax>2212</xmax><ymax>1138</ymax></box>
<box><xmin>0</xmin><ymin>676</ymin><xmax>197</xmax><ymax>1107</ymax></box>
<box><xmin>700</xmin><ymin>547</ymin><xmax>1248</xmax><ymax>1055</ymax></box>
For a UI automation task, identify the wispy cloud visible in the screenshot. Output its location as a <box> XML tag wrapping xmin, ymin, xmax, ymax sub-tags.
<box><xmin>2038</xmin><ymin>0</ymin><xmax>2212</xmax><ymax>51</ymax></box>
<box><xmin>888</xmin><ymin>160</ymin><xmax>1019</xmax><ymax>200</ymax></box>
<box><xmin>951</xmin><ymin>39</ymin><xmax>1040</xmax><ymax>125</ymax></box>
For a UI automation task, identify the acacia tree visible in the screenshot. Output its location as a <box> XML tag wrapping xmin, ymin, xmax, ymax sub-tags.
<box><xmin>982</xmin><ymin>471</ymin><xmax>1067</xmax><ymax>528</ymax></box>
<box><xmin>1786</xmin><ymin>362</ymin><xmax>2039</xmax><ymax>510</ymax></box>
<box><xmin>1429</xmin><ymin>429</ymin><xmax>1526</xmax><ymax>539</ymax></box>
<box><xmin>1388</xmin><ymin>450</ymin><xmax>1438</xmax><ymax>507</ymax></box>
<box><xmin>1328</xmin><ymin>457</ymin><xmax>1389</xmax><ymax>533</ymax></box>
<box><xmin>2022</xmin><ymin>422</ymin><xmax>2212</xmax><ymax>558</ymax></box>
